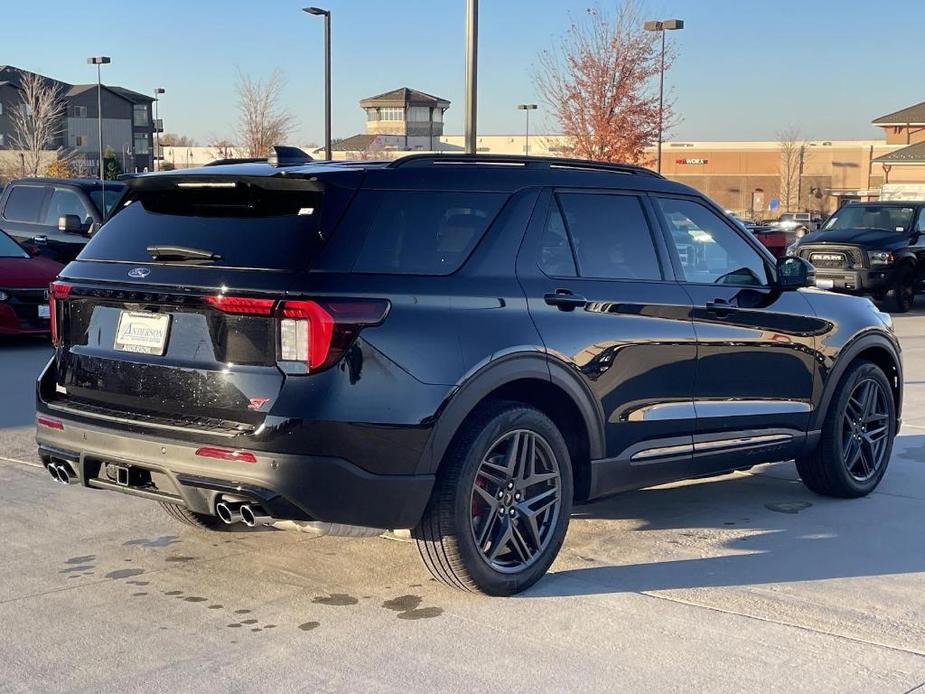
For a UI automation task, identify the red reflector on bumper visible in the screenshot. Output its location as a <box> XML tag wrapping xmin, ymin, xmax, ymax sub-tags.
<box><xmin>36</xmin><ymin>416</ymin><xmax>64</xmax><ymax>430</ymax></box>
<box><xmin>194</xmin><ymin>447</ymin><xmax>257</xmax><ymax>464</ymax></box>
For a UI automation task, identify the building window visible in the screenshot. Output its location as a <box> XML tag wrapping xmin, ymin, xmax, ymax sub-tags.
<box><xmin>133</xmin><ymin>104</ymin><xmax>149</xmax><ymax>127</ymax></box>
<box><xmin>0</xmin><ymin>101</ymin><xmax>3</xmax><ymax>116</ymax></box>
<box><xmin>407</xmin><ymin>107</ymin><xmax>430</xmax><ymax>122</ymax></box>
<box><xmin>0</xmin><ymin>133</ymin><xmax>5</xmax><ymax>147</ymax></box>
<box><xmin>380</xmin><ymin>108</ymin><xmax>404</xmax><ymax>121</ymax></box>
<box><xmin>74</xmin><ymin>135</ymin><xmax>88</xmax><ymax>147</ymax></box>
<box><xmin>71</xmin><ymin>105</ymin><xmax>87</xmax><ymax>118</ymax></box>
<box><xmin>134</xmin><ymin>135</ymin><xmax>150</xmax><ymax>155</ymax></box>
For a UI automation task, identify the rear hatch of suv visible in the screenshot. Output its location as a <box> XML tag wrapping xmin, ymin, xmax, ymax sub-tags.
<box><xmin>44</xmin><ymin>167</ymin><xmax>364</xmax><ymax>438</ymax></box>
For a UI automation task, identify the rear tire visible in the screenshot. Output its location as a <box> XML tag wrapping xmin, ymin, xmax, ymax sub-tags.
<box><xmin>159</xmin><ymin>502</ymin><xmax>228</xmax><ymax>531</ymax></box>
<box><xmin>414</xmin><ymin>401</ymin><xmax>573</xmax><ymax>596</ymax></box>
<box><xmin>886</xmin><ymin>266</ymin><xmax>915</xmax><ymax>313</ymax></box>
<box><xmin>796</xmin><ymin>360</ymin><xmax>895</xmax><ymax>498</ymax></box>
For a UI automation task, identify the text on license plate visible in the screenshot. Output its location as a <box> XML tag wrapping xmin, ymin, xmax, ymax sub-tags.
<box><xmin>114</xmin><ymin>311</ymin><xmax>171</xmax><ymax>355</ymax></box>
<box><xmin>38</xmin><ymin>304</ymin><xmax>50</xmax><ymax>319</ymax></box>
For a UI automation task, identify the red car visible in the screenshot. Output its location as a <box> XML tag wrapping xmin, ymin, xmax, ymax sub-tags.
<box><xmin>0</xmin><ymin>230</ymin><xmax>63</xmax><ymax>336</ymax></box>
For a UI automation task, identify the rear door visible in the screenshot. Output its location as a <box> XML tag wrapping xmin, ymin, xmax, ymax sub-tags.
<box><xmin>1</xmin><ymin>183</ymin><xmax>50</xmax><ymax>245</ymax></box>
<box><xmin>517</xmin><ymin>189</ymin><xmax>697</xmax><ymax>497</ymax></box>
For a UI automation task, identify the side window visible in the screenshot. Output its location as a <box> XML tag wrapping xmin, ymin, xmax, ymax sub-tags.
<box><xmin>538</xmin><ymin>203</ymin><xmax>576</xmax><ymax>277</ymax></box>
<box><xmin>2</xmin><ymin>186</ymin><xmax>48</xmax><ymax>223</ymax></box>
<box><xmin>351</xmin><ymin>190</ymin><xmax>507</xmax><ymax>275</ymax></box>
<box><xmin>45</xmin><ymin>189</ymin><xmax>93</xmax><ymax>226</ymax></box>
<box><xmin>916</xmin><ymin>208</ymin><xmax>925</xmax><ymax>234</ymax></box>
<box><xmin>556</xmin><ymin>193</ymin><xmax>661</xmax><ymax>280</ymax></box>
<box><xmin>657</xmin><ymin>197</ymin><xmax>770</xmax><ymax>287</ymax></box>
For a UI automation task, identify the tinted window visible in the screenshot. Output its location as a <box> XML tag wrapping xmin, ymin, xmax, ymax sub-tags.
<box><xmin>79</xmin><ymin>183</ymin><xmax>327</xmax><ymax>270</ymax></box>
<box><xmin>350</xmin><ymin>190</ymin><xmax>506</xmax><ymax>275</ymax></box>
<box><xmin>3</xmin><ymin>186</ymin><xmax>47</xmax><ymax>223</ymax></box>
<box><xmin>538</xmin><ymin>203</ymin><xmax>576</xmax><ymax>277</ymax></box>
<box><xmin>90</xmin><ymin>187</ymin><xmax>126</xmax><ymax>216</ymax></box>
<box><xmin>658</xmin><ymin>198</ymin><xmax>769</xmax><ymax>286</ymax></box>
<box><xmin>917</xmin><ymin>208</ymin><xmax>925</xmax><ymax>234</ymax></box>
<box><xmin>823</xmin><ymin>205</ymin><xmax>915</xmax><ymax>233</ymax></box>
<box><xmin>0</xmin><ymin>231</ymin><xmax>28</xmax><ymax>258</ymax></box>
<box><xmin>45</xmin><ymin>189</ymin><xmax>93</xmax><ymax>225</ymax></box>
<box><xmin>557</xmin><ymin>193</ymin><xmax>661</xmax><ymax>280</ymax></box>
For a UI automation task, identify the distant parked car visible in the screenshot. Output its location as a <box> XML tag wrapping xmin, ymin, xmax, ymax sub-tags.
<box><xmin>0</xmin><ymin>178</ymin><xmax>126</xmax><ymax>264</ymax></box>
<box><xmin>0</xmin><ymin>229</ymin><xmax>62</xmax><ymax>336</ymax></box>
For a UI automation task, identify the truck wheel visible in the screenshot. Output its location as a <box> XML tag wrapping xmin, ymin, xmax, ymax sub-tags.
<box><xmin>886</xmin><ymin>267</ymin><xmax>915</xmax><ymax>313</ymax></box>
<box><xmin>159</xmin><ymin>502</ymin><xmax>228</xmax><ymax>531</ymax></box>
<box><xmin>795</xmin><ymin>360</ymin><xmax>895</xmax><ymax>498</ymax></box>
<box><xmin>414</xmin><ymin>401</ymin><xmax>573</xmax><ymax>596</ymax></box>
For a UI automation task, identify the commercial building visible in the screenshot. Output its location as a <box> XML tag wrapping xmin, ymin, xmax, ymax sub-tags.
<box><xmin>0</xmin><ymin>65</ymin><xmax>155</xmax><ymax>175</ymax></box>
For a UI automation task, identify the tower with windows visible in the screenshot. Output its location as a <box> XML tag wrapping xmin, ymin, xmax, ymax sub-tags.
<box><xmin>360</xmin><ymin>88</ymin><xmax>450</xmax><ymax>151</ymax></box>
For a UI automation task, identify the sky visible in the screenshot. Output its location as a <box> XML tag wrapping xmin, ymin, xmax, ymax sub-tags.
<box><xmin>3</xmin><ymin>0</ymin><xmax>923</xmax><ymax>146</ymax></box>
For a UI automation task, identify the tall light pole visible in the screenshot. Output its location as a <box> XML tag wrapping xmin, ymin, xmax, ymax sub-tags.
<box><xmin>517</xmin><ymin>104</ymin><xmax>537</xmax><ymax>156</ymax></box>
<box><xmin>642</xmin><ymin>19</ymin><xmax>683</xmax><ymax>174</ymax></box>
<box><xmin>303</xmin><ymin>7</ymin><xmax>332</xmax><ymax>160</ymax></box>
<box><xmin>87</xmin><ymin>56</ymin><xmax>111</xmax><ymax>187</ymax></box>
<box><xmin>464</xmin><ymin>0</ymin><xmax>479</xmax><ymax>154</ymax></box>
<box><xmin>153</xmin><ymin>87</ymin><xmax>165</xmax><ymax>172</ymax></box>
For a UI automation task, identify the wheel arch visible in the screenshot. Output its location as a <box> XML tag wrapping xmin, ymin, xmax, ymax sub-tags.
<box><xmin>418</xmin><ymin>353</ymin><xmax>605</xmax><ymax>501</ymax></box>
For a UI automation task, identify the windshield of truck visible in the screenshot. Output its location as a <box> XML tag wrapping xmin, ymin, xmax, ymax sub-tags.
<box><xmin>822</xmin><ymin>206</ymin><xmax>915</xmax><ymax>233</ymax></box>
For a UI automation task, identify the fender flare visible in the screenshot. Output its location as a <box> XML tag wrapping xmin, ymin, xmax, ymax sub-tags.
<box><xmin>811</xmin><ymin>330</ymin><xmax>902</xmax><ymax>431</ymax></box>
<box><xmin>416</xmin><ymin>352</ymin><xmax>606</xmax><ymax>475</ymax></box>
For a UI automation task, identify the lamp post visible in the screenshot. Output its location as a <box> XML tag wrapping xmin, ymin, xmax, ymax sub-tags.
<box><xmin>464</xmin><ymin>0</ymin><xmax>479</xmax><ymax>154</ymax></box>
<box><xmin>153</xmin><ymin>87</ymin><xmax>165</xmax><ymax>172</ymax></box>
<box><xmin>87</xmin><ymin>56</ymin><xmax>111</xmax><ymax>187</ymax></box>
<box><xmin>517</xmin><ymin>104</ymin><xmax>537</xmax><ymax>156</ymax></box>
<box><xmin>642</xmin><ymin>19</ymin><xmax>683</xmax><ymax>174</ymax></box>
<box><xmin>303</xmin><ymin>7</ymin><xmax>332</xmax><ymax>160</ymax></box>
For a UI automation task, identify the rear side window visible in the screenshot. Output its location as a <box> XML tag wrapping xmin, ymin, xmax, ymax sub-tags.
<box><xmin>349</xmin><ymin>190</ymin><xmax>507</xmax><ymax>275</ymax></box>
<box><xmin>3</xmin><ymin>186</ymin><xmax>47</xmax><ymax>223</ymax></box>
<box><xmin>78</xmin><ymin>182</ymin><xmax>327</xmax><ymax>270</ymax></box>
<box><xmin>556</xmin><ymin>193</ymin><xmax>662</xmax><ymax>280</ymax></box>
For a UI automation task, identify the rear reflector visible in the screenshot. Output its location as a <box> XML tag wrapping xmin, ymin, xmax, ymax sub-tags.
<box><xmin>36</xmin><ymin>415</ymin><xmax>64</xmax><ymax>430</ymax></box>
<box><xmin>206</xmin><ymin>295</ymin><xmax>275</xmax><ymax>315</ymax></box>
<box><xmin>194</xmin><ymin>447</ymin><xmax>258</xmax><ymax>464</ymax></box>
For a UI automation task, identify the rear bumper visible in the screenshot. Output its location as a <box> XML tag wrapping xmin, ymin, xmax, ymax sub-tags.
<box><xmin>36</xmin><ymin>417</ymin><xmax>434</xmax><ymax>529</ymax></box>
<box><xmin>814</xmin><ymin>267</ymin><xmax>897</xmax><ymax>293</ymax></box>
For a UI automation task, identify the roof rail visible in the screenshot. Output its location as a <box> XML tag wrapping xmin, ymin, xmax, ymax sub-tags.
<box><xmin>388</xmin><ymin>153</ymin><xmax>663</xmax><ymax>178</ymax></box>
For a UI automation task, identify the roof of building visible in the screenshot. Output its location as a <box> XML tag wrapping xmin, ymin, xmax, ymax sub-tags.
<box><xmin>872</xmin><ymin>101</ymin><xmax>925</xmax><ymax>126</ymax></box>
<box><xmin>108</xmin><ymin>86</ymin><xmax>154</xmax><ymax>103</ymax></box>
<box><xmin>0</xmin><ymin>65</ymin><xmax>152</xmax><ymax>104</ymax></box>
<box><xmin>330</xmin><ymin>134</ymin><xmax>380</xmax><ymax>152</ymax></box>
<box><xmin>360</xmin><ymin>87</ymin><xmax>450</xmax><ymax>109</ymax></box>
<box><xmin>872</xmin><ymin>140</ymin><xmax>925</xmax><ymax>164</ymax></box>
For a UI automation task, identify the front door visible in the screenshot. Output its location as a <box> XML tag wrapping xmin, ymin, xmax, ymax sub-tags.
<box><xmin>517</xmin><ymin>189</ymin><xmax>698</xmax><ymax>497</ymax></box>
<box><xmin>652</xmin><ymin>195</ymin><xmax>821</xmax><ymax>473</ymax></box>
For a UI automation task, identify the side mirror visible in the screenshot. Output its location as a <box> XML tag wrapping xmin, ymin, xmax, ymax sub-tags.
<box><xmin>58</xmin><ymin>214</ymin><xmax>83</xmax><ymax>233</ymax></box>
<box><xmin>777</xmin><ymin>256</ymin><xmax>815</xmax><ymax>290</ymax></box>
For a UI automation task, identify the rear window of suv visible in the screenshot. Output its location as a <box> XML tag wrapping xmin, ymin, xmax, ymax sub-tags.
<box><xmin>77</xmin><ymin>181</ymin><xmax>327</xmax><ymax>271</ymax></box>
<box><xmin>347</xmin><ymin>190</ymin><xmax>507</xmax><ymax>275</ymax></box>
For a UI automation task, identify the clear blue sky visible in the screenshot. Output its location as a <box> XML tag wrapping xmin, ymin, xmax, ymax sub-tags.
<box><xmin>3</xmin><ymin>0</ymin><xmax>922</xmax><ymax>145</ymax></box>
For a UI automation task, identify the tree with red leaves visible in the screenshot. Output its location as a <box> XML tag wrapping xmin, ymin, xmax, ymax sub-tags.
<box><xmin>535</xmin><ymin>2</ymin><xmax>675</xmax><ymax>165</ymax></box>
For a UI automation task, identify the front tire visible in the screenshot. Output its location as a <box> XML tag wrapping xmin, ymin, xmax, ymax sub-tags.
<box><xmin>796</xmin><ymin>360</ymin><xmax>895</xmax><ymax>498</ymax></box>
<box><xmin>886</xmin><ymin>266</ymin><xmax>915</xmax><ymax>313</ymax></box>
<box><xmin>414</xmin><ymin>401</ymin><xmax>573</xmax><ymax>596</ymax></box>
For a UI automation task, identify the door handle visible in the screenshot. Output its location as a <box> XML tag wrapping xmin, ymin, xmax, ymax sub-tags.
<box><xmin>544</xmin><ymin>289</ymin><xmax>588</xmax><ymax>311</ymax></box>
<box><xmin>706</xmin><ymin>298</ymin><xmax>736</xmax><ymax>316</ymax></box>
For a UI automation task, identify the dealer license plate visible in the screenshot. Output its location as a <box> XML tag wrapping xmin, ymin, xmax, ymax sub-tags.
<box><xmin>114</xmin><ymin>311</ymin><xmax>171</xmax><ymax>355</ymax></box>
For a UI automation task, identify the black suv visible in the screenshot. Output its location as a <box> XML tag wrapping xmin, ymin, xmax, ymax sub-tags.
<box><xmin>0</xmin><ymin>178</ymin><xmax>125</xmax><ymax>264</ymax></box>
<box><xmin>794</xmin><ymin>201</ymin><xmax>925</xmax><ymax>312</ymax></box>
<box><xmin>36</xmin><ymin>154</ymin><xmax>902</xmax><ymax>595</ymax></box>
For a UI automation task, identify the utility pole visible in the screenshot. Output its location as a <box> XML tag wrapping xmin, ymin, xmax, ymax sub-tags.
<box><xmin>464</xmin><ymin>0</ymin><xmax>479</xmax><ymax>154</ymax></box>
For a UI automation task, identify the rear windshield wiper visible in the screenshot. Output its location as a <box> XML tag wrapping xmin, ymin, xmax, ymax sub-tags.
<box><xmin>146</xmin><ymin>245</ymin><xmax>223</xmax><ymax>262</ymax></box>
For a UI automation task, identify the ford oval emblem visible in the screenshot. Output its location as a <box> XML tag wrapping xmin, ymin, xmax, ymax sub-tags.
<box><xmin>128</xmin><ymin>267</ymin><xmax>151</xmax><ymax>279</ymax></box>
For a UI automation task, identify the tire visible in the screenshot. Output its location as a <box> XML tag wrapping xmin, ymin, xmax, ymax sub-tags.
<box><xmin>886</xmin><ymin>266</ymin><xmax>915</xmax><ymax>313</ymax></box>
<box><xmin>414</xmin><ymin>401</ymin><xmax>573</xmax><ymax>596</ymax></box>
<box><xmin>159</xmin><ymin>502</ymin><xmax>228</xmax><ymax>531</ymax></box>
<box><xmin>796</xmin><ymin>360</ymin><xmax>895</xmax><ymax>498</ymax></box>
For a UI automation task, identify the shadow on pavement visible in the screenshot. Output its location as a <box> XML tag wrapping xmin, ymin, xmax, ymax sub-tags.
<box><xmin>0</xmin><ymin>336</ymin><xmax>52</xmax><ymax>428</ymax></box>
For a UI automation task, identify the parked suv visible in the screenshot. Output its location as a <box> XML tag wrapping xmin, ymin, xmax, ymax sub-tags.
<box><xmin>0</xmin><ymin>178</ymin><xmax>125</xmax><ymax>264</ymax></box>
<box><xmin>794</xmin><ymin>201</ymin><xmax>925</xmax><ymax>312</ymax></box>
<box><xmin>36</xmin><ymin>154</ymin><xmax>902</xmax><ymax>595</ymax></box>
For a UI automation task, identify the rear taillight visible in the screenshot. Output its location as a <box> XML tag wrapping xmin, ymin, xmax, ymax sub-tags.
<box><xmin>36</xmin><ymin>415</ymin><xmax>64</xmax><ymax>430</ymax></box>
<box><xmin>49</xmin><ymin>281</ymin><xmax>71</xmax><ymax>347</ymax></box>
<box><xmin>205</xmin><ymin>295</ymin><xmax>274</xmax><ymax>315</ymax></box>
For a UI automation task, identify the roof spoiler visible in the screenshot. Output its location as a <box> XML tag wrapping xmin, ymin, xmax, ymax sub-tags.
<box><xmin>268</xmin><ymin>145</ymin><xmax>314</xmax><ymax>167</ymax></box>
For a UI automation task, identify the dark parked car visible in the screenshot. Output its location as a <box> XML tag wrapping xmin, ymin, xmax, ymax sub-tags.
<box><xmin>36</xmin><ymin>154</ymin><xmax>902</xmax><ymax>595</ymax></box>
<box><xmin>794</xmin><ymin>201</ymin><xmax>925</xmax><ymax>312</ymax></box>
<box><xmin>0</xmin><ymin>178</ymin><xmax>125</xmax><ymax>264</ymax></box>
<box><xmin>0</xmin><ymin>229</ymin><xmax>62</xmax><ymax>335</ymax></box>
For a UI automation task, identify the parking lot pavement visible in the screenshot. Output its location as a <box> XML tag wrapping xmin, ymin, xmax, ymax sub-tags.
<box><xmin>2</xmin><ymin>317</ymin><xmax>925</xmax><ymax>693</ymax></box>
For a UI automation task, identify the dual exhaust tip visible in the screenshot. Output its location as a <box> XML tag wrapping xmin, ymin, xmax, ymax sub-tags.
<box><xmin>47</xmin><ymin>461</ymin><xmax>76</xmax><ymax>485</ymax></box>
<box><xmin>216</xmin><ymin>500</ymin><xmax>272</xmax><ymax>528</ymax></box>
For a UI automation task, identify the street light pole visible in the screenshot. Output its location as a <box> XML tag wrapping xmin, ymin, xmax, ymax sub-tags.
<box><xmin>517</xmin><ymin>104</ymin><xmax>537</xmax><ymax>156</ymax></box>
<box><xmin>642</xmin><ymin>19</ymin><xmax>683</xmax><ymax>174</ymax></box>
<box><xmin>87</xmin><ymin>57</ymin><xmax>111</xmax><ymax>189</ymax></box>
<box><xmin>153</xmin><ymin>87</ymin><xmax>165</xmax><ymax>172</ymax></box>
<box><xmin>464</xmin><ymin>0</ymin><xmax>479</xmax><ymax>154</ymax></box>
<box><xmin>303</xmin><ymin>7</ymin><xmax>332</xmax><ymax>160</ymax></box>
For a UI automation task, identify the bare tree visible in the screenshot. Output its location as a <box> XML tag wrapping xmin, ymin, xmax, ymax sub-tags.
<box><xmin>778</xmin><ymin>126</ymin><xmax>807</xmax><ymax>213</ymax></box>
<box><xmin>207</xmin><ymin>136</ymin><xmax>237</xmax><ymax>161</ymax></box>
<box><xmin>160</xmin><ymin>133</ymin><xmax>197</xmax><ymax>147</ymax></box>
<box><xmin>10</xmin><ymin>71</ymin><xmax>68</xmax><ymax>176</ymax></box>
<box><xmin>534</xmin><ymin>2</ymin><xmax>673</xmax><ymax>164</ymax></box>
<box><xmin>233</xmin><ymin>69</ymin><xmax>295</xmax><ymax>158</ymax></box>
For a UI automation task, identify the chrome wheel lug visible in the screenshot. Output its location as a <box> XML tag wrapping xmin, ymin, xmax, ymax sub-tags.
<box><xmin>514</xmin><ymin>493</ymin><xmax>521</xmax><ymax>501</ymax></box>
<box><xmin>507</xmin><ymin>481</ymin><xmax>514</xmax><ymax>490</ymax></box>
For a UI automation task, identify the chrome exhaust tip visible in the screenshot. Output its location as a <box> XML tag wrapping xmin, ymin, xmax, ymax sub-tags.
<box><xmin>216</xmin><ymin>501</ymin><xmax>243</xmax><ymax>525</ymax></box>
<box><xmin>240</xmin><ymin>504</ymin><xmax>272</xmax><ymax>528</ymax></box>
<box><xmin>54</xmin><ymin>462</ymin><xmax>76</xmax><ymax>485</ymax></box>
<box><xmin>47</xmin><ymin>464</ymin><xmax>62</xmax><ymax>483</ymax></box>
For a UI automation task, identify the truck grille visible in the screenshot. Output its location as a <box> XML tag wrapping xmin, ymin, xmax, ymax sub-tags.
<box><xmin>2</xmin><ymin>287</ymin><xmax>50</xmax><ymax>328</ymax></box>
<box><xmin>798</xmin><ymin>245</ymin><xmax>864</xmax><ymax>270</ymax></box>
